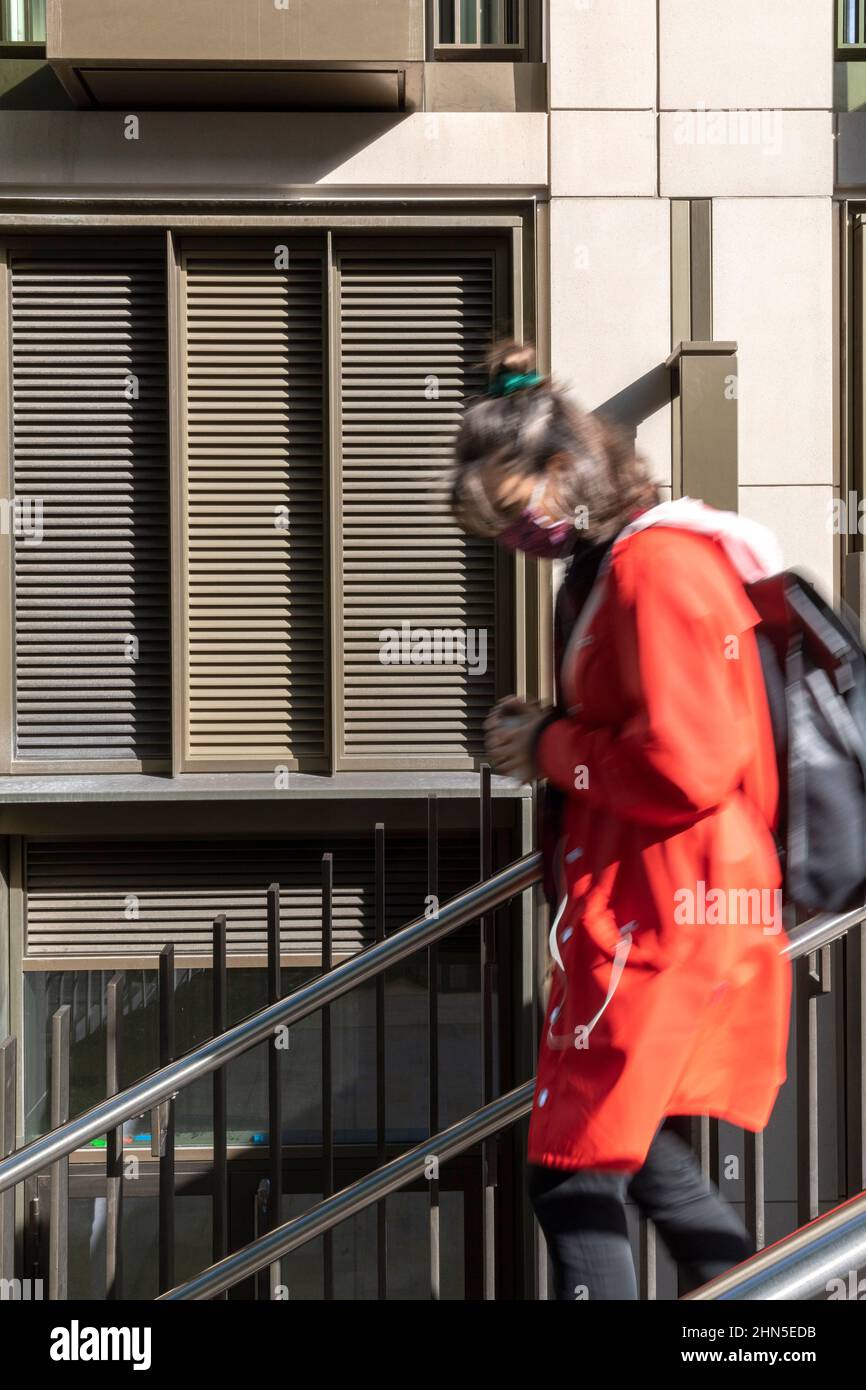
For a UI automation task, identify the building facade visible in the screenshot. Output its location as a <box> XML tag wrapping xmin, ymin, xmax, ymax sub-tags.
<box><xmin>0</xmin><ymin>1</ymin><xmax>859</xmax><ymax>1299</ymax></box>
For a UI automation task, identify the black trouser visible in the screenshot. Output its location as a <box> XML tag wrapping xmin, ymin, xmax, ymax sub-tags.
<box><xmin>528</xmin><ymin>1127</ymin><xmax>754</xmax><ymax>1301</ymax></box>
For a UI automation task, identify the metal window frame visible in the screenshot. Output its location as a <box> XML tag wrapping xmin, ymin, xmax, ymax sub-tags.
<box><xmin>434</xmin><ymin>0</ymin><xmax>525</xmax><ymax>52</ymax></box>
<box><xmin>0</xmin><ymin>205</ymin><xmax>546</xmax><ymax>777</ymax></box>
<box><xmin>329</xmin><ymin>231</ymin><xmax>515</xmax><ymax>772</ymax></box>
<box><xmin>838</xmin><ymin>0</ymin><xmax>866</xmax><ymax>55</ymax></box>
<box><xmin>0</xmin><ymin>0</ymin><xmax>44</xmax><ymax>45</ymax></box>
<box><xmin>170</xmin><ymin>232</ymin><xmax>331</xmax><ymax>775</ymax></box>
<box><xmin>0</xmin><ymin>232</ymin><xmax>174</xmax><ymax>777</ymax></box>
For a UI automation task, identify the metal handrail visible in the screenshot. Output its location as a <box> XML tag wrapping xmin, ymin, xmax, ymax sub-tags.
<box><xmin>160</xmin><ymin>1081</ymin><xmax>537</xmax><ymax>1300</ymax></box>
<box><xmin>2</xmin><ymin>832</ymin><xmax>864</xmax><ymax>1297</ymax></box>
<box><xmin>157</xmin><ymin>900</ymin><xmax>866</xmax><ymax>1300</ymax></box>
<box><xmin>0</xmin><ymin>850</ymin><xmax>543</xmax><ymax>1195</ymax></box>
<box><xmin>686</xmin><ymin>1187</ymin><xmax>866</xmax><ymax>1301</ymax></box>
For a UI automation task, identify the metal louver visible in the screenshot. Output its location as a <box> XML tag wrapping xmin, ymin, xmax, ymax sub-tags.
<box><xmin>337</xmin><ymin>246</ymin><xmax>501</xmax><ymax>768</ymax></box>
<box><xmin>9</xmin><ymin>245</ymin><xmax>170</xmax><ymax>765</ymax></box>
<box><xmin>181</xmin><ymin>242</ymin><xmax>327</xmax><ymax>769</ymax></box>
<box><xmin>23</xmin><ymin>836</ymin><xmax>480</xmax><ymax>961</ymax></box>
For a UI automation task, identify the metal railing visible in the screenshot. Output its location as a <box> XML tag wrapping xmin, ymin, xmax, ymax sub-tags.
<box><xmin>686</xmin><ymin>1187</ymin><xmax>866</xmax><ymax>1301</ymax></box>
<box><xmin>2</xmin><ymin>799</ymin><xmax>866</xmax><ymax>1299</ymax></box>
<box><xmin>154</xmin><ymin>900</ymin><xmax>866</xmax><ymax>1300</ymax></box>
<box><xmin>0</xmin><ymin>771</ymin><xmax>541</xmax><ymax>1298</ymax></box>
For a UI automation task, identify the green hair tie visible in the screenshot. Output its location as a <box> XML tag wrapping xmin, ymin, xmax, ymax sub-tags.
<box><xmin>488</xmin><ymin>371</ymin><xmax>543</xmax><ymax>398</ymax></box>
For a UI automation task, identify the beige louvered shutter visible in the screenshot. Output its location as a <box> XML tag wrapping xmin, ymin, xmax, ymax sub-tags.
<box><xmin>181</xmin><ymin>241</ymin><xmax>327</xmax><ymax>770</ymax></box>
<box><xmin>24</xmin><ymin>835</ymin><xmax>478</xmax><ymax>962</ymax></box>
<box><xmin>336</xmin><ymin>244</ymin><xmax>505</xmax><ymax>769</ymax></box>
<box><xmin>8</xmin><ymin>244</ymin><xmax>170</xmax><ymax>766</ymax></box>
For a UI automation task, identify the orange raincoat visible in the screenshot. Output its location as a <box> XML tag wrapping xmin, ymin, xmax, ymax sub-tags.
<box><xmin>527</xmin><ymin>503</ymin><xmax>792</xmax><ymax>1172</ymax></box>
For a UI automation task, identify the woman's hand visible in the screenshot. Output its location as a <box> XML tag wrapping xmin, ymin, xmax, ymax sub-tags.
<box><xmin>484</xmin><ymin>696</ymin><xmax>549</xmax><ymax>782</ymax></box>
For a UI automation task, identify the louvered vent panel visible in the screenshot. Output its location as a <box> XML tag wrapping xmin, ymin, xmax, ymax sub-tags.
<box><xmin>24</xmin><ymin>837</ymin><xmax>479</xmax><ymax>959</ymax></box>
<box><xmin>339</xmin><ymin>250</ymin><xmax>499</xmax><ymax>765</ymax></box>
<box><xmin>9</xmin><ymin>249</ymin><xmax>170</xmax><ymax>761</ymax></box>
<box><xmin>183</xmin><ymin>246</ymin><xmax>326</xmax><ymax>766</ymax></box>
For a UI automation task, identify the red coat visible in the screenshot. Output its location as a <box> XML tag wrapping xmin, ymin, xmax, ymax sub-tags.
<box><xmin>527</xmin><ymin>519</ymin><xmax>791</xmax><ymax>1172</ymax></box>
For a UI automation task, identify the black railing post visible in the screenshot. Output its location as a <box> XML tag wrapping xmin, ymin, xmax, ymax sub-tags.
<box><xmin>480</xmin><ymin>765</ymin><xmax>497</xmax><ymax>1300</ymax></box>
<box><xmin>0</xmin><ymin>1037</ymin><xmax>17</xmax><ymax>1283</ymax></box>
<box><xmin>158</xmin><ymin>943</ymin><xmax>176</xmax><ymax>1294</ymax></box>
<box><xmin>106</xmin><ymin>975</ymin><xmax>124</xmax><ymax>1300</ymax></box>
<box><xmin>212</xmin><ymin>915</ymin><xmax>228</xmax><ymax>1295</ymax></box>
<box><xmin>321</xmin><ymin>854</ymin><xmax>335</xmax><ymax>1301</ymax></box>
<box><xmin>427</xmin><ymin>796</ymin><xmax>441</xmax><ymax>1301</ymax></box>
<box><xmin>49</xmin><ymin>1005</ymin><xmax>70</xmax><ymax>1301</ymax></box>
<box><xmin>375</xmin><ymin>822</ymin><xmax>387</xmax><ymax>1300</ymax></box>
<box><xmin>267</xmin><ymin>882</ymin><xmax>283</xmax><ymax>1298</ymax></box>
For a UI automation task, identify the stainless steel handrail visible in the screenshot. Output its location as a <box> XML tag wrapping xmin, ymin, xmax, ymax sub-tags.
<box><xmin>3</xmin><ymin>833</ymin><xmax>864</xmax><ymax>1297</ymax></box>
<box><xmin>685</xmin><ymin>1188</ymin><xmax>866</xmax><ymax>1301</ymax></box>
<box><xmin>160</xmin><ymin>1081</ymin><xmax>537</xmax><ymax>1300</ymax></box>
<box><xmin>158</xmin><ymin>900</ymin><xmax>866</xmax><ymax>1301</ymax></box>
<box><xmin>0</xmin><ymin>850</ymin><xmax>543</xmax><ymax>1194</ymax></box>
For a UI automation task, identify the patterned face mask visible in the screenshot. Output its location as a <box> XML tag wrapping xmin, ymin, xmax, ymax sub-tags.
<box><xmin>498</xmin><ymin>495</ymin><xmax>574</xmax><ymax>559</ymax></box>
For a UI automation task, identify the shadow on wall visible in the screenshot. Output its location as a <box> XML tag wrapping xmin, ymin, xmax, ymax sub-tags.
<box><xmin>592</xmin><ymin>361</ymin><xmax>672</xmax><ymax>450</ymax></box>
<box><xmin>0</xmin><ymin>109</ymin><xmax>419</xmax><ymax>194</ymax></box>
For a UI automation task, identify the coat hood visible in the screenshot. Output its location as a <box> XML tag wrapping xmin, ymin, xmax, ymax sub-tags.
<box><xmin>616</xmin><ymin>497</ymin><xmax>783</xmax><ymax>586</ymax></box>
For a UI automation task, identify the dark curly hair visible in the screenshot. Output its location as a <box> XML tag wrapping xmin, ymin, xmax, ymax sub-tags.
<box><xmin>450</xmin><ymin>341</ymin><xmax>659</xmax><ymax>549</ymax></box>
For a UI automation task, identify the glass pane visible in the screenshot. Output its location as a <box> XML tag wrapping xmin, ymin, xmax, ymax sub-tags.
<box><xmin>24</xmin><ymin>953</ymin><xmax>481</xmax><ymax>1149</ymax></box>
<box><xmin>481</xmin><ymin>0</ymin><xmax>499</xmax><ymax>45</ymax></box>
<box><xmin>460</xmin><ymin>0</ymin><xmax>477</xmax><ymax>44</ymax></box>
<box><xmin>845</xmin><ymin>0</ymin><xmax>858</xmax><ymax>44</ymax></box>
<box><xmin>28</xmin><ymin>0</ymin><xmax>45</xmax><ymax>42</ymax></box>
<box><xmin>505</xmin><ymin>0</ymin><xmax>521</xmax><ymax>45</ymax></box>
<box><xmin>68</xmin><ymin>1193</ymin><xmax>212</xmax><ymax>1300</ymax></box>
<box><xmin>438</xmin><ymin>0</ymin><xmax>455</xmax><ymax>44</ymax></box>
<box><xmin>277</xmin><ymin>1191</ymin><xmax>465</xmax><ymax>1299</ymax></box>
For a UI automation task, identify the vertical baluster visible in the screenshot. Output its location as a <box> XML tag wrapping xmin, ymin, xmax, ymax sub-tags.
<box><xmin>158</xmin><ymin>943</ymin><xmax>175</xmax><ymax>1294</ymax></box>
<box><xmin>796</xmin><ymin>949</ymin><xmax>829</xmax><ymax>1225</ymax></box>
<box><xmin>49</xmin><ymin>1005</ymin><xmax>70</xmax><ymax>1301</ymax></box>
<box><xmin>845</xmin><ymin>923</ymin><xmax>866</xmax><ymax>1196</ymax></box>
<box><xmin>480</xmin><ymin>764</ymin><xmax>497</xmax><ymax>1299</ymax></box>
<box><xmin>0</xmin><ymin>1037</ymin><xmax>17</xmax><ymax>1282</ymax></box>
<box><xmin>638</xmin><ymin>1216</ymin><xmax>657</xmax><ymax>1301</ymax></box>
<box><xmin>532</xmin><ymin>786</ymin><xmax>549</xmax><ymax>1301</ymax></box>
<box><xmin>321</xmin><ymin>853</ymin><xmax>335</xmax><ymax>1301</ymax></box>
<box><xmin>744</xmin><ymin>1129</ymin><xmax>766</xmax><ymax>1251</ymax></box>
<box><xmin>212</xmin><ymin>916</ymin><xmax>228</xmax><ymax>1296</ymax></box>
<box><xmin>427</xmin><ymin>797</ymin><xmax>441</xmax><ymax>1301</ymax></box>
<box><xmin>105</xmin><ymin>975</ymin><xmax>124</xmax><ymax>1299</ymax></box>
<box><xmin>267</xmin><ymin>882</ymin><xmax>283</xmax><ymax>1299</ymax></box>
<box><xmin>254</xmin><ymin>1178</ymin><xmax>270</xmax><ymax>1302</ymax></box>
<box><xmin>375</xmin><ymin>822</ymin><xmax>387</xmax><ymax>1300</ymax></box>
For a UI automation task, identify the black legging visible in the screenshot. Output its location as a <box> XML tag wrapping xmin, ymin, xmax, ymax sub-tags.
<box><xmin>528</xmin><ymin>1127</ymin><xmax>754</xmax><ymax>1300</ymax></box>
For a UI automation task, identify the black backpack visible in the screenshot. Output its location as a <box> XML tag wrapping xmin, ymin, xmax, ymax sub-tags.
<box><xmin>747</xmin><ymin>571</ymin><xmax>866</xmax><ymax>914</ymax></box>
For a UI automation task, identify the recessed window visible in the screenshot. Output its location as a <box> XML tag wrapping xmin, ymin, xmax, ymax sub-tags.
<box><xmin>1</xmin><ymin>0</ymin><xmax>45</xmax><ymax>43</ymax></box>
<box><xmin>838</xmin><ymin>0</ymin><xmax>866</xmax><ymax>54</ymax></box>
<box><xmin>436</xmin><ymin>0</ymin><xmax>523</xmax><ymax>50</ymax></box>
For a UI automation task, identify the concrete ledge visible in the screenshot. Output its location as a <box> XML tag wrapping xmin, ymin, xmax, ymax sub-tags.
<box><xmin>0</xmin><ymin>772</ymin><xmax>531</xmax><ymax>804</ymax></box>
<box><xmin>0</xmin><ymin>109</ymin><xmax>549</xmax><ymax>195</ymax></box>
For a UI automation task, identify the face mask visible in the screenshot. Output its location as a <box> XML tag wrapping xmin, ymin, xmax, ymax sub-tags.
<box><xmin>498</xmin><ymin>502</ymin><xmax>574</xmax><ymax>559</ymax></box>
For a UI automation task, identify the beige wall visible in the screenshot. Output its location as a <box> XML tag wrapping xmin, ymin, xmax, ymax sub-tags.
<box><xmin>47</xmin><ymin>0</ymin><xmax>426</xmax><ymax>63</ymax></box>
<box><xmin>548</xmin><ymin>0</ymin><xmax>836</xmax><ymax>591</ymax></box>
<box><xmin>0</xmin><ymin>110</ymin><xmax>547</xmax><ymax>196</ymax></box>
